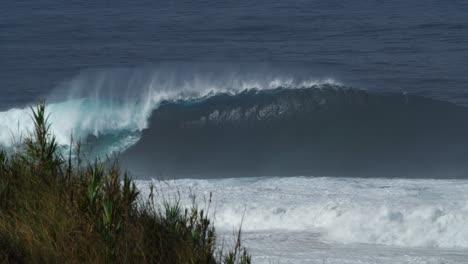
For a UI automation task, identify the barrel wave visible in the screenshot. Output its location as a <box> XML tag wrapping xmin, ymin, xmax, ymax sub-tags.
<box><xmin>121</xmin><ymin>86</ymin><xmax>468</xmax><ymax>179</ymax></box>
<box><xmin>1</xmin><ymin>68</ymin><xmax>468</xmax><ymax>179</ymax></box>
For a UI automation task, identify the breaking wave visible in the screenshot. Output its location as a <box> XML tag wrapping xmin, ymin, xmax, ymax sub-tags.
<box><xmin>2</xmin><ymin>67</ymin><xmax>468</xmax><ymax>178</ymax></box>
<box><xmin>0</xmin><ymin>67</ymin><xmax>337</xmax><ymax>153</ymax></box>
<box><xmin>121</xmin><ymin>84</ymin><xmax>468</xmax><ymax>178</ymax></box>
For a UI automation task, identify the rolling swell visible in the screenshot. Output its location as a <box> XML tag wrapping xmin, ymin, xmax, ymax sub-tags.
<box><xmin>121</xmin><ymin>86</ymin><xmax>468</xmax><ymax>179</ymax></box>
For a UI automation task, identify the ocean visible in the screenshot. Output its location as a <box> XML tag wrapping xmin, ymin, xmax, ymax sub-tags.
<box><xmin>2</xmin><ymin>0</ymin><xmax>468</xmax><ymax>263</ymax></box>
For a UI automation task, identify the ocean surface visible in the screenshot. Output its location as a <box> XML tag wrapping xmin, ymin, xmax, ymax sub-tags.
<box><xmin>2</xmin><ymin>0</ymin><xmax>468</xmax><ymax>263</ymax></box>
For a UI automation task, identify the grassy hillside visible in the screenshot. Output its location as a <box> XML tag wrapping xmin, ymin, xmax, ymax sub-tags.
<box><xmin>0</xmin><ymin>101</ymin><xmax>250</xmax><ymax>264</ymax></box>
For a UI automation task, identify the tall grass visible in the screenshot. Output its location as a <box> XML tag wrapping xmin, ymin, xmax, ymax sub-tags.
<box><xmin>0</xmin><ymin>101</ymin><xmax>251</xmax><ymax>263</ymax></box>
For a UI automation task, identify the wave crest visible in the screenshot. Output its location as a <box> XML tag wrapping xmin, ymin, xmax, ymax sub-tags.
<box><xmin>0</xmin><ymin>67</ymin><xmax>337</xmax><ymax>151</ymax></box>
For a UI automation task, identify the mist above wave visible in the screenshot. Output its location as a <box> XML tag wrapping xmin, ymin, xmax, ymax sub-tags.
<box><xmin>0</xmin><ymin>66</ymin><xmax>336</xmax><ymax>150</ymax></box>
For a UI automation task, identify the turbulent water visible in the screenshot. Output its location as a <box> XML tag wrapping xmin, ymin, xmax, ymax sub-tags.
<box><xmin>136</xmin><ymin>177</ymin><xmax>468</xmax><ymax>263</ymax></box>
<box><xmin>2</xmin><ymin>0</ymin><xmax>468</xmax><ymax>262</ymax></box>
<box><xmin>2</xmin><ymin>71</ymin><xmax>468</xmax><ymax>263</ymax></box>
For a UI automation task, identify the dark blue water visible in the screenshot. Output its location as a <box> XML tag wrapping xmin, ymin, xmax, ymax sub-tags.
<box><xmin>2</xmin><ymin>0</ymin><xmax>468</xmax><ymax>109</ymax></box>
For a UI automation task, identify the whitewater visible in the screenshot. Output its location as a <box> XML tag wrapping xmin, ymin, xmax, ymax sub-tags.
<box><xmin>1</xmin><ymin>69</ymin><xmax>468</xmax><ymax>263</ymax></box>
<box><xmin>136</xmin><ymin>176</ymin><xmax>468</xmax><ymax>264</ymax></box>
<box><xmin>3</xmin><ymin>0</ymin><xmax>468</xmax><ymax>262</ymax></box>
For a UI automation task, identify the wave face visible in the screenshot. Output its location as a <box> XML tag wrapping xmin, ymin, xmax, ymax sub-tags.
<box><xmin>122</xmin><ymin>86</ymin><xmax>468</xmax><ymax>179</ymax></box>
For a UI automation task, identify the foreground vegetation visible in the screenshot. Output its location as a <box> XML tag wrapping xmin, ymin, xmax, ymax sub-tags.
<box><xmin>0</xmin><ymin>102</ymin><xmax>250</xmax><ymax>263</ymax></box>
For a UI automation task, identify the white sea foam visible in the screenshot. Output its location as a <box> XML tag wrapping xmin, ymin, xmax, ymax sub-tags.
<box><xmin>136</xmin><ymin>176</ymin><xmax>468</xmax><ymax>263</ymax></box>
